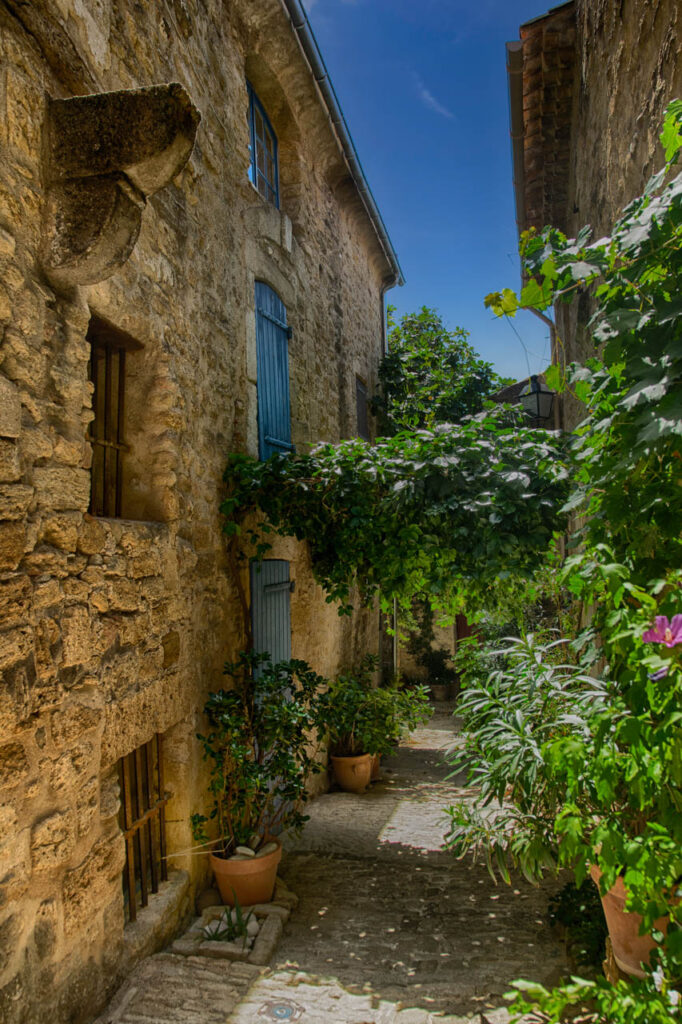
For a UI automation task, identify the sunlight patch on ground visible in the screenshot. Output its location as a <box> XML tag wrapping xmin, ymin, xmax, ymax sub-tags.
<box><xmin>227</xmin><ymin>970</ymin><xmax>474</xmax><ymax>1023</ymax></box>
<box><xmin>376</xmin><ymin>796</ymin><xmax>450</xmax><ymax>852</ymax></box>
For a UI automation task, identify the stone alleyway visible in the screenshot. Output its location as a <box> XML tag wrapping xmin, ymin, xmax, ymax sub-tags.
<box><xmin>95</xmin><ymin>703</ymin><xmax>571</xmax><ymax>1024</ymax></box>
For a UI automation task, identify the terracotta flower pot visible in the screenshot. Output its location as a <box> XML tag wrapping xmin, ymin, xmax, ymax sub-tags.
<box><xmin>370</xmin><ymin>753</ymin><xmax>381</xmax><ymax>782</ymax></box>
<box><xmin>590</xmin><ymin>864</ymin><xmax>669</xmax><ymax>978</ymax></box>
<box><xmin>210</xmin><ymin>841</ymin><xmax>282</xmax><ymax>907</ymax></box>
<box><xmin>331</xmin><ymin>753</ymin><xmax>372</xmax><ymax>793</ymax></box>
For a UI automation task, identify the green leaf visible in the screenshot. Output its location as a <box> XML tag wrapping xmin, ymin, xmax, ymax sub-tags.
<box><xmin>544</xmin><ymin>362</ymin><xmax>564</xmax><ymax>393</ymax></box>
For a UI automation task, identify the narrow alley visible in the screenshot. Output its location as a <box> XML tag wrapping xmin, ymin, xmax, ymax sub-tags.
<box><xmin>96</xmin><ymin>704</ymin><xmax>570</xmax><ymax>1024</ymax></box>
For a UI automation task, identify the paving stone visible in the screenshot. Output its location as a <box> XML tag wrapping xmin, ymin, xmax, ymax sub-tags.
<box><xmin>96</xmin><ymin>709</ymin><xmax>571</xmax><ymax>1023</ymax></box>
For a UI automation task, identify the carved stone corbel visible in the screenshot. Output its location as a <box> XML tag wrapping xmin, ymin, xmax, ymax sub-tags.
<box><xmin>41</xmin><ymin>83</ymin><xmax>201</xmax><ymax>289</ymax></box>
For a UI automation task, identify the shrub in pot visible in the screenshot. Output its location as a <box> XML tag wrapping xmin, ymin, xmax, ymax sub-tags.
<box><xmin>323</xmin><ymin>656</ymin><xmax>430</xmax><ymax>793</ymax></box>
<box><xmin>191</xmin><ymin>651</ymin><xmax>328</xmax><ymax>905</ymax></box>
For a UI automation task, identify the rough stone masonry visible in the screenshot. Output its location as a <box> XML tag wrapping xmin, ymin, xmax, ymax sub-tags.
<box><xmin>0</xmin><ymin>1</ymin><xmax>399</xmax><ymax>1021</ymax></box>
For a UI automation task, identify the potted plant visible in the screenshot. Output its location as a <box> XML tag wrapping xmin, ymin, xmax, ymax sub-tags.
<box><xmin>323</xmin><ymin>656</ymin><xmax>430</xmax><ymax>793</ymax></box>
<box><xmin>191</xmin><ymin>652</ymin><xmax>328</xmax><ymax>905</ymax></box>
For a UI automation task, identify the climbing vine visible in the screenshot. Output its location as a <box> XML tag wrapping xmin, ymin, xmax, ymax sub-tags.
<box><xmin>450</xmin><ymin>100</ymin><xmax>682</xmax><ymax>1023</ymax></box>
<box><xmin>222</xmin><ymin>406</ymin><xmax>568</xmax><ymax>618</ymax></box>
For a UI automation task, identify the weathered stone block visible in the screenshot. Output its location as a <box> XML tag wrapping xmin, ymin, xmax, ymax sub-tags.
<box><xmin>51</xmin><ymin>701</ymin><xmax>103</xmax><ymax>747</ymax></box>
<box><xmin>76</xmin><ymin>776</ymin><xmax>99</xmax><ymax>837</ymax></box>
<box><xmin>53</xmin><ymin>436</ymin><xmax>86</xmax><ymax>467</ymax></box>
<box><xmin>0</xmin><ymin>576</ymin><xmax>31</xmax><ymax>627</ymax></box>
<box><xmin>107</xmin><ymin>578</ymin><xmax>141</xmax><ymax>612</ymax></box>
<box><xmin>0</xmin><ymin>378</ymin><xmax>21</xmax><ymax>438</ymax></box>
<box><xmin>77</xmin><ymin>518</ymin><xmax>107</xmax><ymax>556</ymax></box>
<box><xmin>0</xmin><ymin>440</ymin><xmax>21</xmax><ymax>482</ymax></box>
<box><xmin>42</xmin><ymin>515</ymin><xmax>79</xmax><ymax>552</ymax></box>
<box><xmin>0</xmin><ymin>484</ymin><xmax>33</xmax><ymax>520</ymax></box>
<box><xmin>129</xmin><ymin>549</ymin><xmax>162</xmax><ymax>578</ymax></box>
<box><xmin>33</xmin><ymin>467</ymin><xmax>90</xmax><ymax>513</ymax></box>
<box><xmin>23</xmin><ymin>546</ymin><xmax>70</xmax><ymax>578</ymax></box>
<box><xmin>31</xmin><ymin>810</ymin><xmax>76</xmax><ymax>869</ymax></box>
<box><xmin>60</xmin><ymin>606</ymin><xmax>95</xmax><ymax>667</ymax></box>
<box><xmin>63</xmin><ymin>835</ymin><xmax>126</xmax><ymax>935</ymax></box>
<box><xmin>0</xmin><ymin>628</ymin><xmax>31</xmax><ymax>673</ymax></box>
<box><xmin>0</xmin><ymin>742</ymin><xmax>29</xmax><ymax>787</ymax></box>
<box><xmin>0</xmin><ymin>522</ymin><xmax>25</xmax><ymax>570</ymax></box>
<box><xmin>248</xmin><ymin>912</ymin><xmax>283</xmax><ymax>965</ymax></box>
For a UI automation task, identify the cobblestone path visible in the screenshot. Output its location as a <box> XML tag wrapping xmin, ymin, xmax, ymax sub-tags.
<box><xmin>96</xmin><ymin>703</ymin><xmax>570</xmax><ymax>1024</ymax></box>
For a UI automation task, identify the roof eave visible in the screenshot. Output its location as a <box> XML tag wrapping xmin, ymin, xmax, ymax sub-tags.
<box><xmin>279</xmin><ymin>0</ymin><xmax>404</xmax><ymax>288</ymax></box>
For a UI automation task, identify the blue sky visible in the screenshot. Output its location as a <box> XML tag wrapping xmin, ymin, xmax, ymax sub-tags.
<box><xmin>304</xmin><ymin>0</ymin><xmax>557</xmax><ymax>381</ymax></box>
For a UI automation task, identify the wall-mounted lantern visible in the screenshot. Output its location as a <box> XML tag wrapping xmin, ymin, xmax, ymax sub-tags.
<box><xmin>519</xmin><ymin>374</ymin><xmax>555</xmax><ymax>425</ymax></box>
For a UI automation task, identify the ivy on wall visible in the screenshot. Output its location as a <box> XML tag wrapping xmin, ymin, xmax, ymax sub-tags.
<box><xmin>222</xmin><ymin>407</ymin><xmax>568</xmax><ymax>618</ymax></box>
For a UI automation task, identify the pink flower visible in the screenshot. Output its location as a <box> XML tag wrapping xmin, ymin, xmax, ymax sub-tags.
<box><xmin>643</xmin><ymin>615</ymin><xmax>682</xmax><ymax>647</ymax></box>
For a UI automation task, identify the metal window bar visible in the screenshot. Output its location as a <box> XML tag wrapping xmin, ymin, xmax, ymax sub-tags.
<box><xmin>88</xmin><ymin>338</ymin><xmax>129</xmax><ymax>518</ymax></box>
<box><xmin>356</xmin><ymin>376</ymin><xmax>370</xmax><ymax>441</ymax></box>
<box><xmin>118</xmin><ymin>735</ymin><xmax>169</xmax><ymax>924</ymax></box>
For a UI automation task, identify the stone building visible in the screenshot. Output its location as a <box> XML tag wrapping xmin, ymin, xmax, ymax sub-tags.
<box><xmin>0</xmin><ymin>1</ymin><xmax>402</xmax><ymax>1021</ymax></box>
<box><xmin>507</xmin><ymin>0</ymin><xmax>682</xmax><ymax>426</ymax></box>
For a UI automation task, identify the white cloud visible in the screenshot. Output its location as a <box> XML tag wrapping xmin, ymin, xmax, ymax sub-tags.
<box><xmin>413</xmin><ymin>74</ymin><xmax>454</xmax><ymax>120</ymax></box>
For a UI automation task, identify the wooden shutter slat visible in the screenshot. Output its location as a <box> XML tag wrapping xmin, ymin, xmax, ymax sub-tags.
<box><xmin>256</xmin><ymin>282</ymin><xmax>292</xmax><ymax>460</ymax></box>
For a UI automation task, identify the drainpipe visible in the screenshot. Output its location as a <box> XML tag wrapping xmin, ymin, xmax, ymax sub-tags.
<box><xmin>280</xmin><ymin>0</ymin><xmax>404</xmax><ymax>290</ymax></box>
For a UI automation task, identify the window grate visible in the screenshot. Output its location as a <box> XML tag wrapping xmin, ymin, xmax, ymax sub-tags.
<box><xmin>118</xmin><ymin>735</ymin><xmax>169</xmax><ymax>924</ymax></box>
<box><xmin>356</xmin><ymin>376</ymin><xmax>370</xmax><ymax>441</ymax></box>
<box><xmin>87</xmin><ymin>316</ymin><xmax>141</xmax><ymax>519</ymax></box>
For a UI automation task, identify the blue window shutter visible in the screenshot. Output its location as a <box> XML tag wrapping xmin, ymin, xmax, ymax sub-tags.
<box><xmin>250</xmin><ymin>559</ymin><xmax>292</xmax><ymax>666</ymax></box>
<box><xmin>255</xmin><ymin>282</ymin><xmax>293</xmax><ymax>460</ymax></box>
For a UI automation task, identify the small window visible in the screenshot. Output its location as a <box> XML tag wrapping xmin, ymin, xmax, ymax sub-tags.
<box><xmin>248</xmin><ymin>82</ymin><xmax>279</xmax><ymax>207</ymax></box>
<box><xmin>118</xmin><ymin>735</ymin><xmax>169</xmax><ymax>924</ymax></box>
<box><xmin>356</xmin><ymin>376</ymin><xmax>370</xmax><ymax>441</ymax></box>
<box><xmin>88</xmin><ymin>316</ymin><xmax>141</xmax><ymax>518</ymax></box>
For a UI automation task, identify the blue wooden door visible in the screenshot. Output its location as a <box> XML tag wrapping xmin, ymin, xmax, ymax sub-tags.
<box><xmin>255</xmin><ymin>282</ymin><xmax>293</xmax><ymax>460</ymax></box>
<box><xmin>250</xmin><ymin>559</ymin><xmax>292</xmax><ymax>666</ymax></box>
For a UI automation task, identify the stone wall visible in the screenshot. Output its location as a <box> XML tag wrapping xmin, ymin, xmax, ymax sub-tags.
<box><xmin>0</xmin><ymin>1</ymin><xmax>395</xmax><ymax>1021</ymax></box>
<box><xmin>557</xmin><ymin>0</ymin><xmax>682</xmax><ymax>414</ymax></box>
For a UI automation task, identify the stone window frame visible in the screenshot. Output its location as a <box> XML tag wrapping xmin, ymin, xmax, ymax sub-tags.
<box><xmin>88</xmin><ymin>315</ymin><xmax>142</xmax><ymax>519</ymax></box>
<box><xmin>247</xmin><ymin>82</ymin><xmax>280</xmax><ymax>208</ymax></box>
<box><xmin>118</xmin><ymin>733</ymin><xmax>169</xmax><ymax>924</ymax></box>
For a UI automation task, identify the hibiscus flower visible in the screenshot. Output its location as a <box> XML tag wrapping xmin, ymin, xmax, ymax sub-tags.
<box><xmin>643</xmin><ymin>615</ymin><xmax>682</xmax><ymax>647</ymax></box>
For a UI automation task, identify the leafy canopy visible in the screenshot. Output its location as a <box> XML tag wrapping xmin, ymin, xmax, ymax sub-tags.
<box><xmin>371</xmin><ymin>305</ymin><xmax>509</xmax><ymax>435</ymax></box>
<box><xmin>223</xmin><ymin>407</ymin><xmax>568</xmax><ymax>618</ymax></box>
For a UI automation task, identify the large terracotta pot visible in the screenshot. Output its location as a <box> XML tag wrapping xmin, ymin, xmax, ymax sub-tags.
<box><xmin>590</xmin><ymin>864</ymin><xmax>668</xmax><ymax>978</ymax></box>
<box><xmin>210</xmin><ymin>841</ymin><xmax>282</xmax><ymax>907</ymax></box>
<box><xmin>331</xmin><ymin>753</ymin><xmax>372</xmax><ymax>794</ymax></box>
<box><xmin>370</xmin><ymin>753</ymin><xmax>381</xmax><ymax>782</ymax></box>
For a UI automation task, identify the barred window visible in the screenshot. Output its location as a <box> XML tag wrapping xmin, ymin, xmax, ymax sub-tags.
<box><xmin>118</xmin><ymin>735</ymin><xmax>169</xmax><ymax>924</ymax></box>
<box><xmin>356</xmin><ymin>376</ymin><xmax>370</xmax><ymax>441</ymax></box>
<box><xmin>88</xmin><ymin>316</ymin><xmax>141</xmax><ymax>518</ymax></box>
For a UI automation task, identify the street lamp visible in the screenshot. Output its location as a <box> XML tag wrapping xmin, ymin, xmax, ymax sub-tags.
<box><xmin>519</xmin><ymin>374</ymin><xmax>555</xmax><ymax>425</ymax></box>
